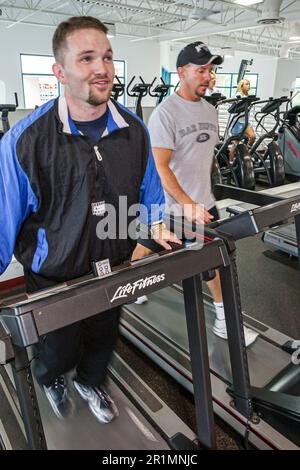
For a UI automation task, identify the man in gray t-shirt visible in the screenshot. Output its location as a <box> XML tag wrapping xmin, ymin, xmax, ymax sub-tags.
<box><xmin>148</xmin><ymin>41</ymin><xmax>258</xmax><ymax>347</ymax></box>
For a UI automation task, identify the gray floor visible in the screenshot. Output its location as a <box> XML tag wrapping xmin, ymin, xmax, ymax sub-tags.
<box><xmin>235</xmin><ymin>235</ymin><xmax>300</xmax><ymax>339</ymax></box>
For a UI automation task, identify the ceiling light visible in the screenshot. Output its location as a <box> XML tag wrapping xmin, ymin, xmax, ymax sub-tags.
<box><xmin>221</xmin><ymin>47</ymin><xmax>235</xmax><ymax>58</ymax></box>
<box><xmin>104</xmin><ymin>22</ymin><xmax>116</xmax><ymax>38</ymax></box>
<box><xmin>233</xmin><ymin>0</ymin><xmax>263</xmax><ymax>5</ymax></box>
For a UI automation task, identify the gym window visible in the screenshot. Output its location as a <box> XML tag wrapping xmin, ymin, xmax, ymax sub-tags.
<box><xmin>20</xmin><ymin>54</ymin><xmax>127</xmax><ymax>108</ymax></box>
<box><xmin>216</xmin><ymin>73</ymin><xmax>258</xmax><ymax>98</ymax></box>
<box><xmin>170</xmin><ymin>72</ymin><xmax>179</xmax><ymax>93</ymax></box>
<box><xmin>169</xmin><ymin>71</ymin><xmax>258</xmax><ymax>98</ymax></box>
<box><xmin>21</xmin><ymin>54</ymin><xmax>60</xmax><ymax>109</ymax></box>
<box><xmin>113</xmin><ymin>60</ymin><xmax>126</xmax><ymax>106</ymax></box>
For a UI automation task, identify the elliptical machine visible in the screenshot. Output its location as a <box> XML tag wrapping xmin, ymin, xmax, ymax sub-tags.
<box><xmin>111</xmin><ymin>75</ymin><xmax>125</xmax><ymax>102</ymax></box>
<box><xmin>278</xmin><ymin>104</ymin><xmax>300</xmax><ymax>180</ymax></box>
<box><xmin>203</xmin><ymin>93</ymin><xmax>227</xmax><ymax>189</ymax></box>
<box><xmin>250</xmin><ymin>96</ymin><xmax>288</xmax><ymax>186</ymax></box>
<box><xmin>148</xmin><ymin>77</ymin><xmax>173</xmax><ymax>105</ymax></box>
<box><xmin>204</xmin><ymin>92</ymin><xmax>226</xmax><ymax>108</ymax></box>
<box><xmin>214</xmin><ymin>95</ymin><xmax>258</xmax><ymax>190</ymax></box>
<box><xmin>0</xmin><ymin>92</ymin><xmax>18</xmax><ymax>140</ymax></box>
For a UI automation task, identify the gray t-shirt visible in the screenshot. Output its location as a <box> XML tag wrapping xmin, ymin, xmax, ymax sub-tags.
<box><xmin>148</xmin><ymin>93</ymin><xmax>219</xmax><ymax>212</ymax></box>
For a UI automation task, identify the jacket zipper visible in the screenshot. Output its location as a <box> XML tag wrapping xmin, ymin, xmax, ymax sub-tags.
<box><xmin>94</xmin><ymin>146</ymin><xmax>102</xmax><ymax>161</ymax></box>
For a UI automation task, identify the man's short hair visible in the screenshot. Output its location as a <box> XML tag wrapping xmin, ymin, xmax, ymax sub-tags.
<box><xmin>53</xmin><ymin>16</ymin><xmax>108</xmax><ymax>63</ymax></box>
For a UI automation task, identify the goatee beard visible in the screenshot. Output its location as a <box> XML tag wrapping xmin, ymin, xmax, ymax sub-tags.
<box><xmin>87</xmin><ymin>88</ymin><xmax>111</xmax><ymax>106</ymax></box>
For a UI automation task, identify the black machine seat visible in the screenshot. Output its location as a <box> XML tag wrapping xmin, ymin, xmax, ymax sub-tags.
<box><xmin>260</xmin><ymin>97</ymin><xmax>288</xmax><ymax>115</ymax></box>
<box><xmin>286</xmin><ymin>105</ymin><xmax>300</xmax><ymax>119</ymax></box>
<box><xmin>285</xmin><ymin>105</ymin><xmax>300</xmax><ymax>126</ymax></box>
<box><xmin>0</xmin><ymin>93</ymin><xmax>18</xmax><ymax>134</ymax></box>
<box><xmin>204</xmin><ymin>93</ymin><xmax>227</xmax><ymax>107</ymax></box>
<box><xmin>0</xmin><ymin>104</ymin><xmax>17</xmax><ymax>112</ymax></box>
<box><xmin>228</xmin><ymin>95</ymin><xmax>260</xmax><ymax>114</ymax></box>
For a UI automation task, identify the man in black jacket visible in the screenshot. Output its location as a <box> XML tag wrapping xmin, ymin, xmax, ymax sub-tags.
<box><xmin>0</xmin><ymin>16</ymin><xmax>179</xmax><ymax>423</ymax></box>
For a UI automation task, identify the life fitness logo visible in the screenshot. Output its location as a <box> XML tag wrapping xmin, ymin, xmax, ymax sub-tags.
<box><xmin>110</xmin><ymin>274</ymin><xmax>166</xmax><ymax>303</ymax></box>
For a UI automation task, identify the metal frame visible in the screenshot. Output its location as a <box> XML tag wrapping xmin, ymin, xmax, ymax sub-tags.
<box><xmin>0</xmin><ymin>237</ymin><xmax>244</xmax><ymax>450</ymax></box>
<box><xmin>214</xmin><ymin>183</ymin><xmax>300</xmax><ymax>267</ymax></box>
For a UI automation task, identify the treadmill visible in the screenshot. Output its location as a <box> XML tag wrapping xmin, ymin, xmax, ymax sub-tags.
<box><xmin>120</xmin><ymin>184</ymin><xmax>300</xmax><ymax>450</ymax></box>
<box><xmin>256</xmin><ymin>182</ymin><xmax>300</xmax><ymax>260</ymax></box>
<box><xmin>0</xmin><ymin>235</ymin><xmax>246</xmax><ymax>450</ymax></box>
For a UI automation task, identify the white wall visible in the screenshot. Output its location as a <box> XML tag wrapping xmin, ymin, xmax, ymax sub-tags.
<box><xmin>0</xmin><ymin>23</ymin><xmax>160</xmax><ymax>108</ymax></box>
<box><xmin>3</xmin><ymin>20</ymin><xmax>299</xmax><ymax>113</ymax></box>
<box><xmin>110</xmin><ymin>36</ymin><xmax>160</xmax><ymax>107</ymax></box>
<box><xmin>163</xmin><ymin>42</ymin><xmax>279</xmax><ymax>99</ymax></box>
<box><xmin>273</xmin><ymin>58</ymin><xmax>300</xmax><ymax>97</ymax></box>
<box><xmin>0</xmin><ymin>80</ymin><xmax>6</xmax><ymax>102</ymax></box>
<box><xmin>0</xmin><ymin>23</ymin><xmax>54</xmax><ymax>107</ymax></box>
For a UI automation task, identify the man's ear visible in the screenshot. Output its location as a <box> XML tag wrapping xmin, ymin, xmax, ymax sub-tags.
<box><xmin>53</xmin><ymin>62</ymin><xmax>66</xmax><ymax>85</ymax></box>
<box><xmin>177</xmin><ymin>66</ymin><xmax>185</xmax><ymax>80</ymax></box>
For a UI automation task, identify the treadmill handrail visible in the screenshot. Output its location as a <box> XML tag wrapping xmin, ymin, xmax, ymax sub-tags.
<box><xmin>0</xmin><ymin>236</ymin><xmax>241</xmax><ymax>451</ymax></box>
<box><xmin>214</xmin><ymin>183</ymin><xmax>282</xmax><ymax>206</ymax></box>
<box><xmin>0</xmin><ymin>238</ymin><xmax>229</xmax><ymax>344</ymax></box>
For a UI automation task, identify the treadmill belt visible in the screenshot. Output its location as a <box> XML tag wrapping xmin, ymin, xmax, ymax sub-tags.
<box><xmin>124</xmin><ymin>287</ymin><xmax>291</xmax><ymax>389</ymax></box>
<box><xmin>35</xmin><ymin>374</ymin><xmax>168</xmax><ymax>450</ymax></box>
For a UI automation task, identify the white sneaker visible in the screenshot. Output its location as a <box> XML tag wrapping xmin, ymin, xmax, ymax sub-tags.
<box><xmin>213</xmin><ymin>318</ymin><xmax>259</xmax><ymax>347</ymax></box>
<box><xmin>135</xmin><ymin>295</ymin><xmax>148</xmax><ymax>305</ymax></box>
<box><xmin>243</xmin><ymin>326</ymin><xmax>259</xmax><ymax>347</ymax></box>
<box><xmin>73</xmin><ymin>380</ymin><xmax>118</xmax><ymax>424</ymax></box>
<box><xmin>212</xmin><ymin>318</ymin><xmax>228</xmax><ymax>339</ymax></box>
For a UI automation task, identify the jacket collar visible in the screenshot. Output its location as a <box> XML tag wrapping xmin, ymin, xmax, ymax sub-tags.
<box><xmin>57</xmin><ymin>96</ymin><xmax>129</xmax><ymax>136</ymax></box>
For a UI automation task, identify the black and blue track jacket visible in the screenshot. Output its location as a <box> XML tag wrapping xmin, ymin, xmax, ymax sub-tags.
<box><xmin>0</xmin><ymin>97</ymin><xmax>164</xmax><ymax>289</ymax></box>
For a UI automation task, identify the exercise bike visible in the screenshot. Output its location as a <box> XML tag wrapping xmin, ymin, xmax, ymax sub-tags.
<box><xmin>148</xmin><ymin>77</ymin><xmax>173</xmax><ymax>105</ymax></box>
<box><xmin>126</xmin><ymin>76</ymin><xmax>154</xmax><ymax>121</ymax></box>
<box><xmin>111</xmin><ymin>75</ymin><xmax>125</xmax><ymax>102</ymax></box>
<box><xmin>0</xmin><ymin>92</ymin><xmax>18</xmax><ymax>140</ymax></box>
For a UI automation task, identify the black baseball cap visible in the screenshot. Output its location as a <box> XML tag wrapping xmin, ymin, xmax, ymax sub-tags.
<box><xmin>176</xmin><ymin>41</ymin><xmax>223</xmax><ymax>68</ymax></box>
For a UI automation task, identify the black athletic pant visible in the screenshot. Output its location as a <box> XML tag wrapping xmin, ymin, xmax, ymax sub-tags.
<box><xmin>26</xmin><ymin>269</ymin><xmax>121</xmax><ymax>388</ymax></box>
<box><xmin>33</xmin><ymin>307</ymin><xmax>121</xmax><ymax>388</ymax></box>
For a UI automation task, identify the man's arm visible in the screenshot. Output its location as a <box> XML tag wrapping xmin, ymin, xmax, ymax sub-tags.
<box><xmin>0</xmin><ymin>134</ymin><xmax>38</xmax><ymax>274</ymax></box>
<box><xmin>152</xmin><ymin>147</ymin><xmax>213</xmax><ymax>224</ymax></box>
<box><xmin>133</xmin><ymin>128</ymin><xmax>181</xmax><ymax>259</ymax></box>
<box><xmin>152</xmin><ymin>148</ymin><xmax>192</xmax><ymax>206</ymax></box>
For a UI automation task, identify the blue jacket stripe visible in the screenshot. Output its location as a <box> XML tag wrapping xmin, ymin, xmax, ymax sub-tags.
<box><xmin>107</xmin><ymin>109</ymin><xmax>119</xmax><ymax>133</ymax></box>
<box><xmin>0</xmin><ymin>103</ymin><xmax>53</xmax><ymax>274</ymax></box>
<box><xmin>31</xmin><ymin>228</ymin><xmax>49</xmax><ymax>273</ymax></box>
<box><xmin>139</xmin><ymin>147</ymin><xmax>165</xmax><ymax>226</ymax></box>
